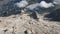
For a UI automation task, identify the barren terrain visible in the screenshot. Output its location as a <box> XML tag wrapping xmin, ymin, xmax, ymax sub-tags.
<box><xmin>0</xmin><ymin>13</ymin><xmax>60</xmax><ymax>34</ymax></box>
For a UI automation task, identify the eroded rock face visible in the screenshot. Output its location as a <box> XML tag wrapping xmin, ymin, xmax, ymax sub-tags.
<box><xmin>0</xmin><ymin>0</ymin><xmax>60</xmax><ymax>34</ymax></box>
<box><xmin>0</xmin><ymin>14</ymin><xmax>60</xmax><ymax>34</ymax></box>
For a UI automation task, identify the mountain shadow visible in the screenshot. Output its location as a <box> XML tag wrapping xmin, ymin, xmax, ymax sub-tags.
<box><xmin>44</xmin><ymin>8</ymin><xmax>60</xmax><ymax>22</ymax></box>
<box><xmin>0</xmin><ymin>0</ymin><xmax>22</xmax><ymax>17</ymax></box>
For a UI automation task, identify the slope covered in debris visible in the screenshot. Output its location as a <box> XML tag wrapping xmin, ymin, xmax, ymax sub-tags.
<box><xmin>0</xmin><ymin>13</ymin><xmax>60</xmax><ymax>34</ymax></box>
<box><xmin>0</xmin><ymin>0</ymin><xmax>60</xmax><ymax>34</ymax></box>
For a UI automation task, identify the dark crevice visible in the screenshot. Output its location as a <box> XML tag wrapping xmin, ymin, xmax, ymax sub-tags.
<box><xmin>29</xmin><ymin>11</ymin><xmax>39</xmax><ymax>19</ymax></box>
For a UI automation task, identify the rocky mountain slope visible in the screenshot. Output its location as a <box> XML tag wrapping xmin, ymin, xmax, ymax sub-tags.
<box><xmin>0</xmin><ymin>0</ymin><xmax>60</xmax><ymax>34</ymax></box>
<box><xmin>0</xmin><ymin>13</ymin><xmax>60</xmax><ymax>34</ymax></box>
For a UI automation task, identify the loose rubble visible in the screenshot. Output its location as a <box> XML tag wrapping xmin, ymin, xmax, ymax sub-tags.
<box><xmin>0</xmin><ymin>13</ymin><xmax>60</xmax><ymax>34</ymax></box>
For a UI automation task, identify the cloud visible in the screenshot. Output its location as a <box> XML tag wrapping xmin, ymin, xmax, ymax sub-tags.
<box><xmin>26</xmin><ymin>3</ymin><xmax>39</xmax><ymax>10</ymax></box>
<box><xmin>53</xmin><ymin>0</ymin><xmax>60</xmax><ymax>9</ymax></box>
<box><xmin>15</xmin><ymin>0</ymin><xmax>55</xmax><ymax>10</ymax></box>
<box><xmin>39</xmin><ymin>1</ymin><xmax>54</xmax><ymax>8</ymax></box>
<box><xmin>53</xmin><ymin>0</ymin><xmax>60</xmax><ymax>5</ymax></box>
<box><xmin>15</xmin><ymin>0</ymin><xmax>28</xmax><ymax>8</ymax></box>
<box><xmin>26</xmin><ymin>1</ymin><xmax>54</xmax><ymax>10</ymax></box>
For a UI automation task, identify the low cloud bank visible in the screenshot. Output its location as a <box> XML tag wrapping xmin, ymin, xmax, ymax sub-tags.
<box><xmin>15</xmin><ymin>0</ymin><xmax>55</xmax><ymax>10</ymax></box>
<box><xmin>15</xmin><ymin>0</ymin><xmax>28</xmax><ymax>8</ymax></box>
<box><xmin>26</xmin><ymin>3</ymin><xmax>39</xmax><ymax>10</ymax></box>
<box><xmin>53</xmin><ymin>0</ymin><xmax>60</xmax><ymax>5</ymax></box>
<box><xmin>26</xmin><ymin>1</ymin><xmax>54</xmax><ymax>10</ymax></box>
<box><xmin>39</xmin><ymin>1</ymin><xmax>54</xmax><ymax>8</ymax></box>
